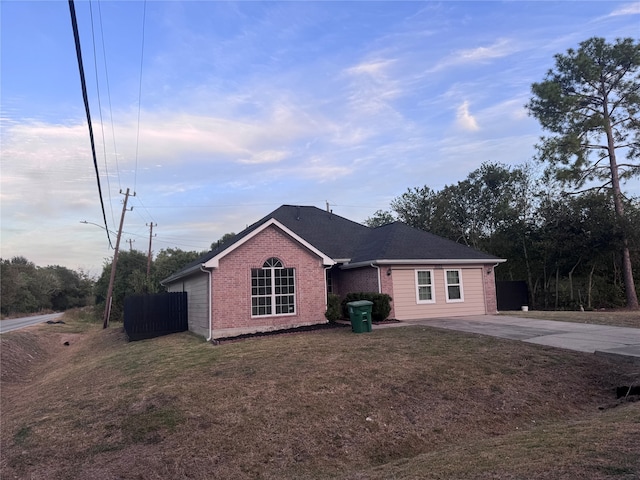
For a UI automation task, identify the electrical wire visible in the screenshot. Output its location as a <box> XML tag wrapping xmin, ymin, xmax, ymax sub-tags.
<box><xmin>88</xmin><ymin>0</ymin><xmax>116</xmax><ymax>230</ymax></box>
<box><xmin>96</xmin><ymin>0</ymin><xmax>123</xmax><ymax>192</ymax></box>
<box><xmin>68</xmin><ymin>0</ymin><xmax>113</xmax><ymax>249</ymax></box>
<box><xmin>132</xmin><ymin>193</ymin><xmax>156</xmax><ymax>224</ymax></box>
<box><xmin>133</xmin><ymin>0</ymin><xmax>147</xmax><ymax>192</ymax></box>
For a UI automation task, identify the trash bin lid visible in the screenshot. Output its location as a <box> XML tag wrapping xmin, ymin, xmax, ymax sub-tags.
<box><xmin>347</xmin><ymin>300</ymin><xmax>373</xmax><ymax>307</ymax></box>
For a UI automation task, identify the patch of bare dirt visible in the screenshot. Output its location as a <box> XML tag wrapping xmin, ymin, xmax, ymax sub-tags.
<box><xmin>1</xmin><ymin>328</ymin><xmax>82</xmax><ymax>385</ymax></box>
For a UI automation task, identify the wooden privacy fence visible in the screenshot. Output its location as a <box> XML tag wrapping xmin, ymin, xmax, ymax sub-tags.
<box><xmin>124</xmin><ymin>292</ymin><xmax>188</xmax><ymax>341</ymax></box>
<box><xmin>496</xmin><ymin>281</ymin><xmax>529</xmax><ymax>311</ymax></box>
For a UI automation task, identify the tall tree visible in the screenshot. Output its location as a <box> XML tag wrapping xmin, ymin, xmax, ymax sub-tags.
<box><xmin>152</xmin><ymin>247</ymin><xmax>205</xmax><ymax>291</ymax></box>
<box><xmin>526</xmin><ymin>37</ymin><xmax>640</xmax><ymax>309</ymax></box>
<box><xmin>364</xmin><ymin>210</ymin><xmax>396</xmax><ymax>228</ymax></box>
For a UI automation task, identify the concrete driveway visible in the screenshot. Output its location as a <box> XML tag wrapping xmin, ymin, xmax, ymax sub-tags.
<box><xmin>391</xmin><ymin>315</ymin><xmax>640</xmax><ymax>363</ymax></box>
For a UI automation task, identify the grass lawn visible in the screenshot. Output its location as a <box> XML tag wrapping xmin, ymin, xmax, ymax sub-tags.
<box><xmin>1</xmin><ymin>311</ymin><xmax>639</xmax><ymax>479</ymax></box>
<box><xmin>502</xmin><ymin>309</ymin><xmax>640</xmax><ymax>328</ymax></box>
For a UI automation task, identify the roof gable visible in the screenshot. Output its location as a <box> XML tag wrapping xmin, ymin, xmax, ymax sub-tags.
<box><xmin>203</xmin><ymin>218</ymin><xmax>335</xmax><ymax>268</ymax></box>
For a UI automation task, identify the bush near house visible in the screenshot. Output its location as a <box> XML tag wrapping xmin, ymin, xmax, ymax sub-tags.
<box><xmin>324</xmin><ymin>293</ymin><xmax>342</xmax><ymax>322</ymax></box>
<box><xmin>341</xmin><ymin>292</ymin><xmax>392</xmax><ymax>322</ymax></box>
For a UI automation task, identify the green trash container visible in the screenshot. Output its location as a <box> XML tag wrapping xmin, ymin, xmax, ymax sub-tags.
<box><xmin>347</xmin><ymin>300</ymin><xmax>373</xmax><ymax>333</ymax></box>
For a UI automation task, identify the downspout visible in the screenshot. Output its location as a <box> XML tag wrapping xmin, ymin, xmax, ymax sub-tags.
<box><xmin>200</xmin><ymin>265</ymin><xmax>213</xmax><ymax>342</ymax></box>
<box><xmin>371</xmin><ymin>263</ymin><xmax>381</xmax><ymax>293</ymax></box>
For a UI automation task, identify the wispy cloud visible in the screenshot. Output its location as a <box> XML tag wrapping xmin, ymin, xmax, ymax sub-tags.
<box><xmin>346</xmin><ymin>59</ymin><xmax>396</xmax><ymax>79</ymax></box>
<box><xmin>607</xmin><ymin>3</ymin><xmax>640</xmax><ymax>16</ymax></box>
<box><xmin>429</xmin><ymin>38</ymin><xmax>517</xmax><ymax>73</ymax></box>
<box><xmin>456</xmin><ymin>101</ymin><xmax>480</xmax><ymax>132</ymax></box>
<box><xmin>344</xmin><ymin>58</ymin><xmax>403</xmax><ymax>116</ymax></box>
<box><xmin>238</xmin><ymin>149</ymin><xmax>290</xmax><ymax>164</ymax></box>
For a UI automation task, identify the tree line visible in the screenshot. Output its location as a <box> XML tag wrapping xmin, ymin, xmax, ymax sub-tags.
<box><xmin>0</xmin><ymin>247</ymin><xmax>211</xmax><ymax>319</ymax></box>
<box><xmin>0</xmin><ymin>257</ymin><xmax>94</xmax><ymax>316</ymax></box>
<box><xmin>366</xmin><ymin>161</ymin><xmax>639</xmax><ymax>310</ymax></box>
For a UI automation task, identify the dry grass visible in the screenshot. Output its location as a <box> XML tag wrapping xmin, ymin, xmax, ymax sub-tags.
<box><xmin>502</xmin><ymin>309</ymin><xmax>640</xmax><ymax>328</ymax></box>
<box><xmin>1</xmin><ymin>315</ymin><xmax>639</xmax><ymax>480</ymax></box>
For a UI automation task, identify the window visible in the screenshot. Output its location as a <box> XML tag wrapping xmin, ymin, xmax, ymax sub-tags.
<box><xmin>445</xmin><ymin>269</ymin><xmax>463</xmax><ymax>302</ymax></box>
<box><xmin>415</xmin><ymin>270</ymin><xmax>435</xmax><ymax>303</ymax></box>
<box><xmin>326</xmin><ymin>269</ymin><xmax>333</xmax><ymax>294</ymax></box>
<box><xmin>251</xmin><ymin>257</ymin><xmax>296</xmax><ymax>316</ymax></box>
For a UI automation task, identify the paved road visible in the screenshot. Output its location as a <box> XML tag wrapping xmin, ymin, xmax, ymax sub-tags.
<box><xmin>0</xmin><ymin>312</ymin><xmax>64</xmax><ymax>334</ymax></box>
<box><xmin>383</xmin><ymin>315</ymin><xmax>640</xmax><ymax>363</ymax></box>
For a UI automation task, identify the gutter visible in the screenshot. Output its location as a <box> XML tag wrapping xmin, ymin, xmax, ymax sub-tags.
<box><xmin>200</xmin><ymin>265</ymin><xmax>213</xmax><ymax>342</ymax></box>
<box><xmin>341</xmin><ymin>258</ymin><xmax>507</xmax><ymax>270</ymax></box>
<box><xmin>370</xmin><ymin>263</ymin><xmax>381</xmax><ymax>293</ymax></box>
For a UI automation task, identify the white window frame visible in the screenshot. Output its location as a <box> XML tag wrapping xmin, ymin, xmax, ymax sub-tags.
<box><xmin>415</xmin><ymin>269</ymin><xmax>436</xmax><ymax>304</ymax></box>
<box><xmin>251</xmin><ymin>258</ymin><xmax>296</xmax><ymax>317</ymax></box>
<box><xmin>444</xmin><ymin>269</ymin><xmax>464</xmax><ymax>303</ymax></box>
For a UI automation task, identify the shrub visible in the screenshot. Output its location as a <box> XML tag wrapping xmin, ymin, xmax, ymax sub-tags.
<box><xmin>325</xmin><ymin>293</ymin><xmax>343</xmax><ymax>322</ymax></box>
<box><xmin>341</xmin><ymin>292</ymin><xmax>392</xmax><ymax>322</ymax></box>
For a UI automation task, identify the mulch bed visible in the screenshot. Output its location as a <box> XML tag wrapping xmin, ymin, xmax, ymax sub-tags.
<box><xmin>212</xmin><ymin>321</ymin><xmax>349</xmax><ymax>344</ymax></box>
<box><xmin>212</xmin><ymin>319</ymin><xmax>402</xmax><ymax>344</ymax></box>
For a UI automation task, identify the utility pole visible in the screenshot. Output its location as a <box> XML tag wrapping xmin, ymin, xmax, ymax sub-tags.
<box><xmin>103</xmin><ymin>188</ymin><xmax>134</xmax><ymax>329</ymax></box>
<box><xmin>146</xmin><ymin>222</ymin><xmax>156</xmax><ymax>278</ymax></box>
<box><xmin>127</xmin><ymin>239</ymin><xmax>135</xmax><ymax>252</ymax></box>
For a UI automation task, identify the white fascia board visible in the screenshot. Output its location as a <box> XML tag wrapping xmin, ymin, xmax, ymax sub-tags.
<box><xmin>341</xmin><ymin>258</ymin><xmax>507</xmax><ymax>270</ymax></box>
<box><xmin>203</xmin><ymin>218</ymin><xmax>336</xmax><ymax>269</ymax></box>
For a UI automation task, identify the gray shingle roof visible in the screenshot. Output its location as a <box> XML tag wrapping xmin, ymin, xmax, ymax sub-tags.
<box><xmin>352</xmin><ymin>221</ymin><xmax>499</xmax><ymax>263</ymax></box>
<box><xmin>162</xmin><ymin>205</ymin><xmax>500</xmax><ymax>283</ymax></box>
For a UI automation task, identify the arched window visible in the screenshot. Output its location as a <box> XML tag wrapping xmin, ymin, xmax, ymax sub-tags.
<box><xmin>251</xmin><ymin>258</ymin><xmax>296</xmax><ymax>316</ymax></box>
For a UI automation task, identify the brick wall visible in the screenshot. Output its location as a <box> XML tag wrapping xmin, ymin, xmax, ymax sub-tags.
<box><xmin>483</xmin><ymin>266</ymin><xmax>498</xmax><ymax>314</ymax></box>
<box><xmin>210</xmin><ymin>225</ymin><xmax>328</xmax><ymax>337</ymax></box>
<box><xmin>379</xmin><ymin>266</ymin><xmax>396</xmax><ymax>319</ymax></box>
<box><xmin>339</xmin><ymin>266</ymin><xmax>379</xmax><ymax>294</ymax></box>
<box><xmin>329</xmin><ymin>265</ymin><xmax>397</xmax><ymax>319</ymax></box>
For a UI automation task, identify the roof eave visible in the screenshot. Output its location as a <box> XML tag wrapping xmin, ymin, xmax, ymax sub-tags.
<box><xmin>341</xmin><ymin>258</ymin><xmax>507</xmax><ymax>270</ymax></box>
<box><xmin>161</xmin><ymin>263</ymin><xmax>207</xmax><ymax>284</ymax></box>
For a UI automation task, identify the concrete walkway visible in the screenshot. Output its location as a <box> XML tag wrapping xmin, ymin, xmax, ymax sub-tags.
<box><xmin>381</xmin><ymin>315</ymin><xmax>640</xmax><ymax>364</ymax></box>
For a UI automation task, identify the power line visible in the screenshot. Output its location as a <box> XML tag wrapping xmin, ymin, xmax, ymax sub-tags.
<box><xmin>132</xmin><ymin>193</ymin><xmax>156</xmax><ymax>225</ymax></box>
<box><xmin>88</xmin><ymin>0</ymin><xmax>116</xmax><ymax>229</ymax></box>
<box><xmin>96</xmin><ymin>0</ymin><xmax>122</xmax><ymax>192</ymax></box>
<box><xmin>133</xmin><ymin>0</ymin><xmax>147</xmax><ymax>192</ymax></box>
<box><xmin>68</xmin><ymin>0</ymin><xmax>113</xmax><ymax>249</ymax></box>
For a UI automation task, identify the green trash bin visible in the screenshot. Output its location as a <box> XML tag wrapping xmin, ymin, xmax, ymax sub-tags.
<box><xmin>347</xmin><ymin>300</ymin><xmax>373</xmax><ymax>333</ymax></box>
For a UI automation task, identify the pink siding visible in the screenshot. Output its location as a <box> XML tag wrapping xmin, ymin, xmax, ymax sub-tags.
<box><xmin>210</xmin><ymin>225</ymin><xmax>328</xmax><ymax>338</ymax></box>
<box><xmin>390</xmin><ymin>265</ymin><xmax>490</xmax><ymax>320</ymax></box>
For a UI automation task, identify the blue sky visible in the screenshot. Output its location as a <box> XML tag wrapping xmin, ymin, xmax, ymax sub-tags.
<box><xmin>1</xmin><ymin>1</ymin><xmax>639</xmax><ymax>276</ymax></box>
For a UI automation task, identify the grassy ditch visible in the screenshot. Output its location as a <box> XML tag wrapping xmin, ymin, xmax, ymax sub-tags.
<box><xmin>1</xmin><ymin>314</ymin><xmax>638</xmax><ymax>479</ymax></box>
